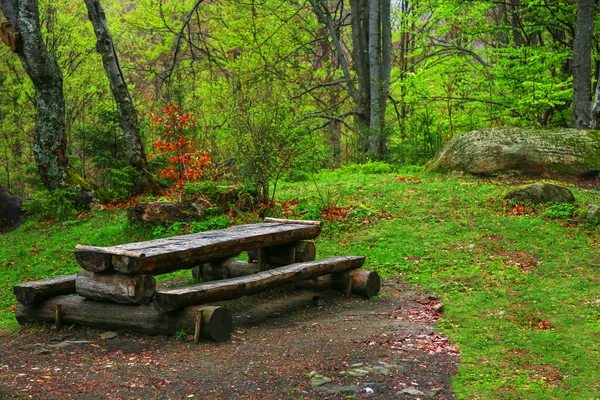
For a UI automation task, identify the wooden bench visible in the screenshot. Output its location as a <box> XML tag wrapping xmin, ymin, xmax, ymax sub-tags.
<box><xmin>15</xmin><ymin>218</ymin><xmax>378</xmax><ymax>342</ymax></box>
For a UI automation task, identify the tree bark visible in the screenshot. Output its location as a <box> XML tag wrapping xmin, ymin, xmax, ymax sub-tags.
<box><xmin>309</xmin><ymin>0</ymin><xmax>390</xmax><ymax>159</ymax></box>
<box><xmin>13</xmin><ymin>275</ymin><xmax>76</xmax><ymax>306</ymax></box>
<box><xmin>0</xmin><ymin>0</ymin><xmax>68</xmax><ymax>189</ymax></box>
<box><xmin>192</xmin><ymin>260</ymin><xmax>260</xmax><ymax>281</ymax></box>
<box><xmin>571</xmin><ymin>0</ymin><xmax>595</xmax><ymax>129</ymax></box>
<box><xmin>154</xmin><ymin>256</ymin><xmax>366</xmax><ymax>312</ymax></box>
<box><xmin>84</xmin><ymin>0</ymin><xmax>148</xmax><ymax>173</ymax></box>
<box><xmin>295</xmin><ymin>269</ymin><xmax>380</xmax><ymax>298</ymax></box>
<box><xmin>16</xmin><ymin>295</ymin><xmax>232</xmax><ymax>341</ymax></box>
<box><xmin>75</xmin><ymin>270</ymin><xmax>156</xmax><ymax>304</ymax></box>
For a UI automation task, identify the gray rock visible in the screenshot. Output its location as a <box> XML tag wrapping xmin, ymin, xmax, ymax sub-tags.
<box><xmin>587</xmin><ymin>204</ymin><xmax>600</xmax><ymax>224</ymax></box>
<box><xmin>311</xmin><ymin>375</ymin><xmax>332</xmax><ymax>386</ymax></box>
<box><xmin>396</xmin><ymin>387</ymin><xmax>426</xmax><ymax>396</ymax></box>
<box><xmin>48</xmin><ymin>340</ymin><xmax>93</xmax><ymax>349</ymax></box>
<box><xmin>350</xmin><ymin>363</ymin><xmax>364</xmax><ymax>368</ymax></box>
<box><xmin>325</xmin><ymin>385</ymin><xmax>359</xmax><ymax>394</ymax></box>
<box><xmin>308</xmin><ymin>371</ymin><xmax>317</xmax><ymax>379</ymax></box>
<box><xmin>424</xmin><ymin>127</ymin><xmax>600</xmax><ymax>178</ymax></box>
<box><xmin>100</xmin><ymin>331</ymin><xmax>118</xmax><ymax>340</ymax></box>
<box><xmin>505</xmin><ymin>183</ymin><xmax>575</xmax><ymax>204</ymax></box>
<box><xmin>0</xmin><ymin>186</ymin><xmax>24</xmax><ymax>233</ymax></box>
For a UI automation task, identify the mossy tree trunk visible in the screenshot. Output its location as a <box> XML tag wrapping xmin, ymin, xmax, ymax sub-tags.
<box><xmin>1</xmin><ymin>0</ymin><xmax>68</xmax><ymax>190</ymax></box>
<box><xmin>84</xmin><ymin>0</ymin><xmax>152</xmax><ymax>192</ymax></box>
<box><xmin>571</xmin><ymin>0</ymin><xmax>595</xmax><ymax>129</ymax></box>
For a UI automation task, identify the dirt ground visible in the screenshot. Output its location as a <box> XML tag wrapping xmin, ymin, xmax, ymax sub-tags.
<box><xmin>0</xmin><ymin>279</ymin><xmax>460</xmax><ymax>399</ymax></box>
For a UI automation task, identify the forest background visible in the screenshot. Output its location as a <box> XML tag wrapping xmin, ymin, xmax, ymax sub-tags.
<box><xmin>0</xmin><ymin>0</ymin><xmax>596</xmax><ymax>201</ymax></box>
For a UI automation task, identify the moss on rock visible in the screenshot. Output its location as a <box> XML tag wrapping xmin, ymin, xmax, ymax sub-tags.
<box><xmin>424</xmin><ymin>127</ymin><xmax>600</xmax><ymax>179</ymax></box>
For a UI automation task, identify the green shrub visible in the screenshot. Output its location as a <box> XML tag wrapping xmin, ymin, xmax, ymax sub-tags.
<box><xmin>22</xmin><ymin>188</ymin><xmax>79</xmax><ymax>221</ymax></box>
<box><xmin>544</xmin><ymin>203</ymin><xmax>578</xmax><ymax>220</ymax></box>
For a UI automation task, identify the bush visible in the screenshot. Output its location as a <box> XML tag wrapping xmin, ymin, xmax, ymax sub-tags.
<box><xmin>544</xmin><ymin>203</ymin><xmax>578</xmax><ymax>220</ymax></box>
<box><xmin>22</xmin><ymin>188</ymin><xmax>79</xmax><ymax>221</ymax></box>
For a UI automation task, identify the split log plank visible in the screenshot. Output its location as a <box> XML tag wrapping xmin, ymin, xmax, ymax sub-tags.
<box><xmin>16</xmin><ymin>295</ymin><xmax>232</xmax><ymax>342</ymax></box>
<box><xmin>13</xmin><ymin>275</ymin><xmax>77</xmax><ymax>306</ymax></box>
<box><xmin>75</xmin><ymin>221</ymin><xmax>322</xmax><ymax>275</ymax></box>
<box><xmin>155</xmin><ymin>256</ymin><xmax>365</xmax><ymax>312</ymax></box>
<box><xmin>247</xmin><ymin>241</ymin><xmax>316</xmax><ymax>265</ymax></box>
<box><xmin>194</xmin><ymin>261</ymin><xmax>380</xmax><ymax>298</ymax></box>
<box><xmin>76</xmin><ymin>270</ymin><xmax>156</xmax><ymax>304</ymax></box>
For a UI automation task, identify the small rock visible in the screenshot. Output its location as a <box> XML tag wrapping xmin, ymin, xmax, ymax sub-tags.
<box><xmin>587</xmin><ymin>205</ymin><xmax>600</xmax><ymax>225</ymax></box>
<box><xmin>431</xmin><ymin>303</ymin><xmax>444</xmax><ymax>313</ymax></box>
<box><xmin>308</xmin><ymin>371</ymin><xmax>317</xmax><ymax>379</ymax></box>
<box><xmin>37</xmin><ymin>348</ymin><xmax>51</xmax><ymax>355</ymax></box>
<box><xmin>426</xmin><ymin>330</ymin><xmax>435</xmax><ymax>336</ymax></box>
<box><xmin>33</xmin><ymin>343</ymin><xmax>43</xmax><ymax>347</ymax></box>
<box><xmin>48</xmin><ymin>340</ymin><xmax>93</xmax><ymax>349</ymax></box>
<box><xmin>362</xmin><ymin>387</ymin><xmax>374</xmax><ymax>394</ymax></box>
<box><xmin>505</xmin><ymin>182</ymin><xmax>575</xmax><ymax>205</ymax></box>
<box><xmin>311</xmin><ymin>376</ymin><xmax>332</xmax><ymax>386</ymax></box>
<box><xmin>595</xmin><ymin>299</ymin><xmax>600</xmax><ymax>307</ymax></box>
<box><xmin>100</xmin><ymin>331</ymin><xmax>118</xmax><ymax>340</ymax></box>
<box><xmin>396</xmin><ymin>387</ymin><xmax>425</xmax><ymax>396</ymax></box>
<box><xmin>350</xmin><ymin>363</ymin><xmax>363</xmax><ymax>368</ymax></box>
<box><xmin>498</xmin><ymin>310</ymin><xmax>505</xmax><ymax>318</ymax></box>
<box><xmin>325</xmin><ymin>385</ymin><xmax>359</xmax><ymax>394</ymax></box>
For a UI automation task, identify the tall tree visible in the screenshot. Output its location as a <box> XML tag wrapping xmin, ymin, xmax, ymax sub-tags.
<box><xmin>571</xmin><ymin>0</ymin><xmax>595</xmax><ymax>129</ymax></box>
<box><xmin>309</xmin><ymin>0</ymin><xmax>391</xmax><ymax>159</ymax></box>
<box><xmin>84</xmin><ymin>0</ymin><xmax>148</xmax><ymax>175</ymax></box>
<box><xmin>0</xmin><ymin>0</ymin><xmax>68</xmax><ymax>189</ymax></box>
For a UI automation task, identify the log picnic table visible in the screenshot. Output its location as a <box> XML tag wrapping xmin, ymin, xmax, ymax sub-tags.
<box><xmin>14</xmin><ymin>218</ymin><xmax>379</xmax><ymax>342</ymax></box>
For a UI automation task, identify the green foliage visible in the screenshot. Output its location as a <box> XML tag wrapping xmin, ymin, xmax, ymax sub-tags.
<box><xmin>152</xmin><ymin>215</ymin><xmax>231</xmax><ymax>238</ymax></box>
<box><xmin>22</xmin><ymin>187</ymin><xmax>79</xmax><ymax>221</ymax></box>
<box><xmin>544</xmin><ymin>203</ymin><xmax>579</xmax><ymax>220</ymax></box>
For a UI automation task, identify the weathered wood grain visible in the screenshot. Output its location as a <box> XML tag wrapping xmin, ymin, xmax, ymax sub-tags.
<box><xmin>13</xmin><ymin>275</ymin><xmax>77</xmax><ymax>306</ymax></box>
<box><xmin>296</xmin><ymin>269</ymin><xmax>381</xmax><ymax>298</ymax></box>
<box><xmin>154</xmin><ymin>256</ymin><xmax>365</xmax><ymax>312</ymax></box>
<box><xmin>75</xmin><ymin>221</ymin><xmax>323</xmax><ymax>275</ymax></box>
<box><xmin>76</xmin><ymin>270</ymin><xmax>156</xmax><ymax>304</ymax></box>
<box><xmin>15</xmin><ymin>295</ymin><xmax>232</xmax><ymax>341</ymax></box>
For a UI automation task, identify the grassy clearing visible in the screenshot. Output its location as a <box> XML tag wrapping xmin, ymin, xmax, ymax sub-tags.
<box><xmin>1</xmin><ymin>171</ymin><xmax>600</xmax><ymax>398</ymax></box>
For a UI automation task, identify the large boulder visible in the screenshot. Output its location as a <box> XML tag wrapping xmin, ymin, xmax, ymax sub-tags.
<box><xmin>505</xmin><ymin>183</ymin><xmax>575</xmax><ymax>204</ymax></box>
<box><xmin>0</xmin><ymin>186</ymin><xmax>24</xmax><ymax>233</ymax></box>
<box><xmin>127</xmin><ymin>202</ymin><xmax>204</xmax><ymax>226</ymax></box>
<box><xmin>424</xmin><ymin>127</ymin><xmax>600</xmax><ymax>178</ymax></box>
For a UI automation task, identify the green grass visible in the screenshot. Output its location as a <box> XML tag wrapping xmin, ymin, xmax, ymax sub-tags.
<box><xmin>2</xmin><ymin>171</ymin><xmax>600</xmax><ymax>398</ymax></box>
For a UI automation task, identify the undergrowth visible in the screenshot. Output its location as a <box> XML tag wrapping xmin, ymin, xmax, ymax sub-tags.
<box><xmin>2</xmin><ymin>171</ymin><xmax>600</xmax><ymax>399</ymax></box>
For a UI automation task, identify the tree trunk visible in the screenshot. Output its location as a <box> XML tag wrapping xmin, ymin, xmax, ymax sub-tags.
<box><xmin>16</xmin><ymin>295</ymin><xmax>232</xmax><ymax>341</ymax></box>
<box><xmin>0</xmin><ymin>0</ymin><xmax>68</xmax><ymax>189</ymax></box>
<box><xmin>75</xmin><ymin>270</ymin><xmax>156</xmax><ymax>304</ymax></box>
<box><xmin>367</xmin><ymin>0</ymin><xmax>382</xmax><ymax>157</ymax></box>
<box><xmin>571</xmin><ymin>0</ymin><xmax>595</xmax><ymax>129</ymax></box>
<box><xmin>84</xmin><ymin>0</ymin><xmax>148</xmax><ymax>174</ymax></box>
<box><xmin>154</xmin><ymin>256</ymin><xmax>366</xmax><ymax>312</ymax></box>
<box><xmin>13</xmin><ymin>275</ymin><xmax>77</xmax><ymax>306</ymax></box>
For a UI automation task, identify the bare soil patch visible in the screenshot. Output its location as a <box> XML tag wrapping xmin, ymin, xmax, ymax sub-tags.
<box><xmin>0</xmin><ymin>279</ymin><xmax>459</xmax><ymax>399</ymax></box>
